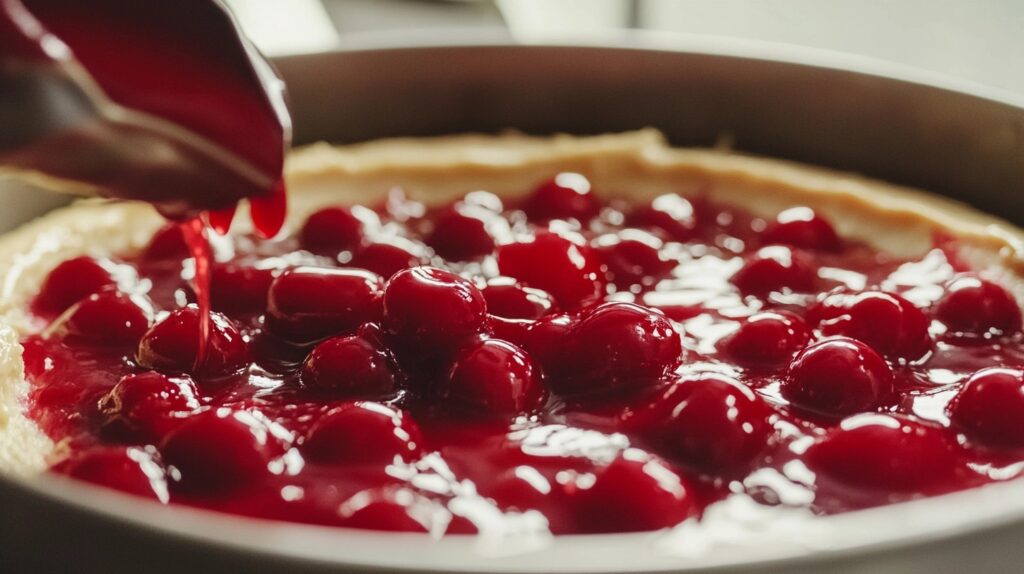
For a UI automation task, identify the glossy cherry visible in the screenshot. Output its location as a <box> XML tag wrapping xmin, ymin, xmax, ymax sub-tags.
<box><xmin>425</xmin><ymin>204</ymin><xmax>495</xmax><ymax>261</ymax></box>
<box><xmin>949</xmin><ymin>368</ymin><xmax>1024</xmax><ymax>448</ymax></box>
<box><xmin>337</xmin><ymin>487</ymin><xmax>434</xmax><ymax>532</ymax></box>
<box><xmin>935</xmin><ymin>275</ymin><xmax>1022</xmax><ymax>338</ymax></box>
<box><xmin>481</xmin><ymin>279</ymin><xmax>555</xmax><ymax>320</ymax></box>
<box><xmin>35</xmin><ymin>256</ymin><xmax>120</xmax><ymax>315</ymax></box>
<box><xmin>136</xmin><ymin>305</ymin><xmax>248</xmax><ymax>379</ymax></box>
<box><xmin>99</xmin><ymin>371</ymin><xmax>200</xmax><ymax>442</ymax></box>
<box><xmin>809</xmin><ymin>289</ymin><xmax>931</xmax><ymax>361</ymax></box>
<box><xmin>522</xmin><ymin>173</ymin><xmax>600</xmax><ymax>222</ymax></box>
<box><xmin>444</xmin><ymin>338</ymin><xmax>544</xmax><ymax>415</ymax></box>
<box><xmin>299</xmin><ymin>206</ymin><xmax>366</xmax><ymax>254</ymax></box>
<box><xmin>782</xmin><ymin>337</ymin><xmax>893</xmax><ymax>416</ymax></box>
<box><xmin>496</xmin><ymin>230</ymin><xmax>605</xmax><ymax>309</ymax></box>
<box><xmin>595</xmin><ymin>230</ymin><xmax>674</xmax><ymax>288</ymax></box>
<box><xmin>302</xmin><ymin>402</ymin><xmax>422</xmax><ymax>465</ymax></box>
<box><xmin>51</xmin><ymin>288</ymin><xmax>152</xmax><ymax>347</ymax></box>
<box><xmin>55</xmin><ymin>446</ymin><xmax>169</xmax><ymax>501</ymax></box>
<box><xmin>301</xmin><ymin>334</ymin><xmax>398</xmax><ymax>399</ymax></box>
<box><xmin>142</xmin><ymin>223</ymin><xmax>189</xmax><ymax>260</ymax></box>
<box><xmin>733</xmin><ymin>246</ymin><xmax>817</xmax><ymax>296</ymax></box>
<box><xmin>720</xmin><ymin>311</ymin><xmax>811</xmax><ymax>367</ymax></box>
<box><xmin>351</xmin><ymin>238</ymin><xmax>428</xmax><ymax>280</ymax></box>
<box><xmin>762</xmin><ymin>207</ymin><xmax>841</xmax><ymax>251</ymax></box>
<box><xmin>265</xmin><ymin>266</ymin><xmax>384</xmax><ymax>345</ymax></box>
<box><xmin>629</xmin><ymin>194</ymin><xmax>698</xmax><ymax>241</ymax></box>
<box><xmin>210</xmin><ymin>263</ymin><xmax>276</xmax><ymax>315</ymax></box>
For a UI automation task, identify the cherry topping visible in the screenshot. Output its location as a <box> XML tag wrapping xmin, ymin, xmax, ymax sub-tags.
<box><xmin>351</xmin><ymin>238</ymin><xmax>428</xmax><ymax>280</ymax></box>
<box><xmin>496</xmin><ymin>230</ymin><xmax>605</xmax><ymax>309</ymax></box>
<box><xmin>481</xmin><ymin>279</ymin><xmax>555</xmax><ymax>320</ymax></box>
<box><xmin>35</xmin><ymin>256</ymin><xmax>119</xmax><ymax>315</ymax></box>
<box><xmin>338</xmin><ymin>487</ymin><xmax>433</xmax><ymax>532</ymax></box>
<box><xmin>594</xmin><ymin>230</ymin><xmax>674</xmax><ymax>288</ymax></box>
<box><xmin>809</xmin><ymin>289</ymin><xmax>931</xmax><ymax>361</ymax></box>
<box><xmin>762</xmin><ymin>207</ymin><xmax>841</xmax><ymax>251</ymax></box>
<box><xmin>136</xmin><ymin>306</ymin><xmax>248</xmax><ymax>379</ymax></box>
<box><xmin>425</xmin><ymin>204</ymin><xmax>495</xmax><ymax>261</ymax></box>
<box><xmin>806</xmin><ymin>414</ymin><xmax>961</xmax><ymax>491</ymax></box>
<box><xmin>444</xmin><ymin>338</ymin><xmax>544</xmax><ymax>415</ymax></box>
<box><xmin>52</xmin><ymin>288</ymin><xmax>152</xmax><ymax>347</ymax></box>
<box><xmin>381</xmin><ymin>267</ymin><xmax>488</xmax><ymax>362</ymax></box>
<box><xmin>641</xmin><ymin>375</ymin><xmax>772</xmax><ymax>473</ymax></box>
<box><xmin>301</xmin><ymin>334</ymin><xmax>398</xmax><ymax>399</ymax></box>
<box><xmin>561</xmin><ymin>302</ymin><xmax>682</xmax><ymax>395</ymax></box>
<box><xmin>935</xmin><ymin>275</ymin><xmax>1022</xmax><ymax>338</ymax></box>
<box><xmin>572</xmin><ymin>453</ymin><xmax>692</xmax><ymax>533</ymax></box>
<box><xmin>733</xmin><ymin>246</ymin><xmax>817</xmax><ymax>296</ymax></box>
<box><xmin>210</xmin><ymin>264</ymin><xmax>276</xmax><ymax>315</ymax></box>
<box><xmin>629</xmin><ymin>194</ymin><xmax>698</xmax><ymax>241</ymax></box>
<box><xmin>720</xmin><ymin>311</ymin><xmax>811</xmax><ymax>367</ymax></box>
<box><xmin>56</xmin><ymin>446</ymin><xmax>169</xmax><ymax>501</ymax></box>
<box><xmin>161</xmin><ymin>409</ymin><xmax>286</xmax><ymax>492</ymax></box>
<box><xmin>782</xmin><ymin>337</ymin><xmax>893</xmax><ymax>416</ymax></box>
<box><xmin>521</xmin><ymin>313</ymin><xmax>576</xmax><ymax>378</ymax></box>
<box><xmin>142</xmin><ymin>223</ymin><xmax>189</xmax><ymax>260</ymax></box>
<box><xmin>302</xmin><ymin>402</ymin><xmax>422</xmax><ymax>465</ymax></box>
<box><xmin>522</xmin><ymin>173</ymin><xmax>600</xmax><ymax>222</ymax></box>
<box><xmin>948</xmin><ymin>368</ymin><xmax>1024</xmax><ymax>448</ymax></box>
<box><xmin>99</xmin><ymin>371</ymin><xmax>200</xmax><ymax>442</ymax></box>
<box><xmin>265</xmin><ymin>266</ymin><xmax>384</xmax><ymax>345</ymax></box>
<box><xmin>299</xmin><ymin>206</ymin><xmax>366</xmax><ymax>255</ymax></box>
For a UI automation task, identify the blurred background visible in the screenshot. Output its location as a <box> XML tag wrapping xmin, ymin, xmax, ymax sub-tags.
<box><xmin>223</xmin><ymin>0</ymin><xmax>1024</xmax><ymax>96</ymax></box>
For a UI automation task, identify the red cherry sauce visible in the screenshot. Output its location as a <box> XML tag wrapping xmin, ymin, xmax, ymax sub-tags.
<box><xmin>23</xmin><ymin>174</ymin><xmax>1024</xmax><ymax>535</ymax></box>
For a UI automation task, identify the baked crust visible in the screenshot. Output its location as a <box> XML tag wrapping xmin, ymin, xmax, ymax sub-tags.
<box><xmin>1</xmin><ymin>129</ymin><xmax>1021</xmax><ymax>475</ymax></box>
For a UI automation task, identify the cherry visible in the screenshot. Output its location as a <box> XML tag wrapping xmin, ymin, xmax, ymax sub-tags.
<box><xmin>99</xmin><ymin>371</ymin><xmax>200</xmax><ymax>442</ymax></box>
<box><xmin>381</xmin><ymin>267</ymin><xmax>489</xmax><ymax>361</ymax></box>
<box><xmin>762</xmin><ymin>207</ymin><xmax>841</xmax><ymax>251</ymax></box>
<box><xmin>809</xmin><ymin>289</ymin><xmax>931</xmax><ymax>361</ymax></box>
<box><xmin>482</xmin><ymin>279</ymin><xmax>555</xmax><ymax>320</ymax></box>
<box><xmin>425</xmin><ymin>204</ymin><xmax>495</xmax><ymax>261</ymax></box>
<box><xmin>720</xmin><ymin>311</ymin><xmax>811</xmax><ymax>367</ymax></box>
<box><xmin>641</xmin><ymin>375</ymin><xmax>772</xmax><ymax>473</ymax></box>
<box><xmin>35</xmin><ymin>256</ymin><xmax>119</xmax><ymax>315</ymax></box>
<box><xmin>521</xmin><ymin>313</ymin><xmax>576</xmax><ymax>378</ymax></box>
<box><xmin>562</xmin><ymin>302</ymin><xmax>682</xmax><ymax>395</ymax></box>
<box><xmin>265</xmin><ymin>266</ymin><xmax>384</xmax><ymax>345</ymax></box>
<box><xmin>351</xmin><ymin>237</ymin><xmax>428</xmax><ymax>279</ymax></box>
<box><xmin>935</xmin><ymin>275</ymin><xmax>1022</xmax><ymax>338</ymax></box>
<box><xmin>444</xmin><ymin>338</ymin><xmax>545</xmax><ymax>415</ymax></box>
<box><xmin>732</xmin><ymin>246</ymin><xmax>817</xmax><ymax>296</ymax></box>
<box><xmin>806</xmin><ymin>414</ymin><xmax>961</xmax><ymax>491</ymax></box>
<box><xmin>210</xmin><ymin>263</ymin><xmax>276</xmax><ymax>315</ymax></box>
<box><xmin>496</xmin><ymin>230</ymin><xmax>605</xmax><ymax>309</ymax></box>
<box><xmin>161</xmin><ymin>409</ymin><xmax>286</xmax><ymax>492</ymax></box>
<box><xmin>629</xmin><ymin>194</ymin><xmax>698</xmax><ymax>241</ymax></box>
<box><xmin>782</xmin><ymin>337</ymin><xmax>893</xmax><ymax>416</ymax></box>
<box><xmin>56</xmin><ymin>446</ymin><xmax>169</xmax><ymax>501</ymax></box>
<box><xmin>136</xmin><ymin>306</ymin><xmax>248</xmax><ymax>379</ymax></box>
<box><xmin>594</xmin><ymin>230</ymin><xmax>674</xmax><ymax>288</ymax></box>
<box><xmin>338</xmin><ymin>487</ymin><xmax>434</xmax><ymax>532</ymax></box>
<box><xmin>142</xmin><ymin>223</ymin><xmax>189</xmax><ymax>260</ymax></box>
<box><xmin>522</xmin><ymin>173</ymin><xmax>600</xmax><ymax>222</ymax></box>
<box><xmin>52</xmin><ymin>288</ymin><xmax>152</xmax><ymax>347</ymax></box>
<box><xmin>949</xmin><ymin>368</ymin><xmax>1024</xmax><ymax>448</ymax></box>
<box><xmin>301</xmin><ymin>334</ymin><xmax>398</xmax><ymax>399</ymax></box>
<box><xmin>302</xmin><ymin>402</ymin><xmax>422</xmax><ymax>465</ymax></box>
<box><xmin>572</xmin><ymin>453</ymin><xmax>692</xmax><ymax>533</ymax></box>
<box><xmin>299</xmin><ymin>206</ymin><xmax>366</xmax><ymax>254</ymax></box>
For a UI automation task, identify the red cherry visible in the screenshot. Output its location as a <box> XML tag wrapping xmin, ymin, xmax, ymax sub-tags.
<box><xmin>161</xmin><ymin>409</ymin><xmax>286</xmax><ymax>492</ymax></box>
<box><xmin>444</xmin><ymin>339</ymin><xmax>545</xmax><ymax>415</ymax></box>
<box><xmin>762</xmin><ymin>207</ymin><xmax>841</xmax><ymax>251</ymax></box>
<box><xmin>210</xmin><ymin>263</ymin><xmax>276</xmax><ymax>315</ymax></box>
<box><xmin>562</xmin><ymin>302</ymin><xmax>682</xmax><ymax>395</ymax></box>
<box><xmin>935</xmin><ymin>275</ymin><xmax>1022</xmax><ymax>338</ymax></box>
<box><xmin>99</xmin><ymin>371</ymin><xmax>200</xmax><ymax>442</ymax></box>
<box><xmin>52</xmin><ymin>288</ymin><xmax>152</xmax><ymax>347</ymax></box>
<box><xmin>949</xmin><ymin>368</ymin><xmax>1024</xmax><ymax>448</ymax></box>
<box><xmin>337</xmin><ymin>487</ymin><xmax>434</xmax><ymax>532</ymax></box>
<box><xmin>595</xmin><ymin>230</ymin><xmax>674</xmax><ymax>288</ymax></box>
<box><xmin>425</xmin><ymin>205</ymin><xmax>495</xmax><ymax>261</ymax></box>
<box><xmin>733</xmin><ymin>246</ymin><xmax>817</xmax><ymax>296</ymax></box>
<box><xmin>572</xmin><ymin>453</ymin><xmax>693</xmax><ymax>533</ymax></box>
<box><xmin>520</xmin><ymin>313</ymin><xmax>575</xmax><ymax>378</ymax></box>
<box><xmin>806</xmin><ymin>414</ymin><xmax>961</xmax><ymax>491</ymax></box>
<box><xmin>299</xmin><ymin>206</ymin><xmax>366</xmax><ymax>254</ymax></box>
<box><xmin>56</xmin><ymin>446</ymin><xmax>169</xmax><ymax>501</ymax></box>
<box><xmin>720</xmin><ymin>311</ymin><xmax>811</xmax><ymax>367</ymax></box>
<box><xmin>266</xmin><ymin>266</ymin><xmax>384</xmax><ymax>345</ymax></box>
<box><xmin>496</xmin><ymin>230</ymin><xmax>605</xmax><ymax>309</ymax></box>
<box><xmin>809</xmin><ymin>289</ymin><xmax>931</xmax><ymax>361</ymax></box>
<box><xmin>351</xmin><ymin>237</ymin><xmax>429</xmax><ymax>280</ymax></box>
<box><xmin>629</xmin><ymin>194</ymin><xmax>698</xmax><ymax>241</ymax></box>
<box><xmin>35</xmin><ymin>256</ymin><xmax>119</xmax><ymax>315</ymax></box>
<box><xmin>302</xmin><ymin>402</ymin><xmax>422</xmax><ymax>465</ymax></box>
<box><xmin>522</xmin><ymin>173</ymin><xmax>600</xmax><ymax>222</ymax></box>
<box><xmin>782</xmin><ymin>337</ymin><xmax>893</xmax><ymax>416</ymax></box>
<box><xmin>482</xmin><ymin>279</ymin><xmax>555</xmax><ymax>320</ymax></box>
<box><xmin>301</xmin><ymin>334</ymin><xmax>398</xmax><ymax>398</ymax></box>
<box><xmin>642</xmin><ymin>375</ymin><xmax>772</xmax><ymax>472</ymax></box>
<box><xmin>381</xmin><ymin>267</ymin><xmax>489</xmax><ymax>361</ymax></box>
<box><xmin>136</xmin><ymin>306</ymin><xmax>248</xmax><ymax>379</ymax></box>
<box><xmin>142</xmin><ymin>223</ymin><xmax>189</xmax><ymax>260</ymax></box>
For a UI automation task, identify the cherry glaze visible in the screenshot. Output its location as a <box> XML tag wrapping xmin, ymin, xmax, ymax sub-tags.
<box><xmin>23</xmin><ymin>180</ymin><xmax>1024</xmax><ymax>535</ymax></box>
